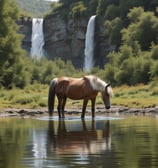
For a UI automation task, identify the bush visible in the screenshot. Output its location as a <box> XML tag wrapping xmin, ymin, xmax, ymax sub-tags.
<box><xmin>151</xmin><ymin>45</ymin><xmax>158</xmax><ymax>60</ymax></box>
<box><xmin>150</xmin><ymin>61</ymin><xmax>158</xmax><ymax>78</ymax></box>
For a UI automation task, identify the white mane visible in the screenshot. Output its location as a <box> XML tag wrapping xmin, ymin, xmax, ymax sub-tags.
<box><xmin>85</xmin><ymin>75</ymin><xmax>113</xmax><ymax>96</ymax></box>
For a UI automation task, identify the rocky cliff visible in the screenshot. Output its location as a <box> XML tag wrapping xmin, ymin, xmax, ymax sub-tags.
<box><xmin>43</xmin><ymin>15</ymin><xmax>87</xmax><ymax>69</ymax></box>
<box><xmin>18</xmin><ymin>17</ymin><xmax>32</xmax><ymax>54</ymax></box>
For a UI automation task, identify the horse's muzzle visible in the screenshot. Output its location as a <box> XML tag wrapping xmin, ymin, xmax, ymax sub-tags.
<box><xmin>105</xmin><ymin>106</ymin><xmax>110</xmax><ymax>109</ymax></box>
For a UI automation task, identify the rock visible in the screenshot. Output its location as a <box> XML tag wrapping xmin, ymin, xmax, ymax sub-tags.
<box><xmin>17</xmin><ymin>17</ymin><xmax>32</xmax><ymax>54</ymax></box>
<box><xmin>43</xmin><ymin>15</ymin><xmax>87</xmax><ymax>68</ymax></box>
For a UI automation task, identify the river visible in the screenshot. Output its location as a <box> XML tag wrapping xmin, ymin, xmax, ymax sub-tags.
<box><xmin>0</xmin><ymin>115</ymin><xmax>158</xmax><ymax>168</ymax></box>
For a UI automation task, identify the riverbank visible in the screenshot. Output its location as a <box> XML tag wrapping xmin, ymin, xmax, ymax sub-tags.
<box><xmin>1</xmin><ymin>105</ymin><xmax>158</xmax><ymax>118</ymax></box>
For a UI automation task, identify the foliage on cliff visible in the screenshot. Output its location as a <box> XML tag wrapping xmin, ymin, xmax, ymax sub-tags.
<box><xmin>47</xmin><ymin>0</ymin><xmax>98</xmax><ymax>19</ymax></box>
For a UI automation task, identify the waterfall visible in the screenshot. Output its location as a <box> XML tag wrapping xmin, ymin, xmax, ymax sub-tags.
<box><xmin>84</xmin><ymin>15</ymin><xmax>96</xmax><ymax>72</ymax></box>
<box><xmin>30</xmin><ymin>18</ymin><xmax>44</xmax><ymax>58</ymax></box>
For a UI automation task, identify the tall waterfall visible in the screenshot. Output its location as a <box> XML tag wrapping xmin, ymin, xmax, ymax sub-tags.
<box><xmin>84</xmin><ymin>15</ymin><xmax>96</xmax><ymax>72</ymax></box>
<box><xmin>30</xmin><ymin>18</ymin><xmax>44</xmax><ymax>58</ymax></box>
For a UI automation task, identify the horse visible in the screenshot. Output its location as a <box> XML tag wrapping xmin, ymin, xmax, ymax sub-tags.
<box><xmin>48</xmin><ymin>75</ymin><xmax>113</xmax><ymax>118</ymax></box>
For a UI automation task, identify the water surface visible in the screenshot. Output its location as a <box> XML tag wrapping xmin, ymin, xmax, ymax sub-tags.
<box><xmin>0</xmin><ymin>115</ymin><xmax>158</xmax><ymax>168</ymax></box>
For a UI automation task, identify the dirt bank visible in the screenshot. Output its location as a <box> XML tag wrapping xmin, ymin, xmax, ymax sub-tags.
<box><xmin>1</xmin><ymin>105</ymin><xmax>158</xmax><ymax>117</ymax></box>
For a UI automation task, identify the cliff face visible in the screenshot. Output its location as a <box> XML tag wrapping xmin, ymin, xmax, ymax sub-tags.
<box><xmin>18</xmin><ymin>17</ymin><xmax>32</xmax><ymax>54</ymax></box>
<box><xmin>20</xmin><ymin>15</ymin><xmax>114</xmax><ymax>69</ymax></box>
<box><xmin>43</xmin><ymin>15</ymin><xmax>88</xmax><ymax>69</ymax></box>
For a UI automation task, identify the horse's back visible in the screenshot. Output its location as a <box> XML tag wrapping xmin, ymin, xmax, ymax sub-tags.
<box><xmin>56</xmin><ymin>76</ymin><xmax>95</xmax><ymax>100</ymax></box>
<box><xmin>58</xmin><ymin>76</ymin><xmax>86</xmax><ymax>90</ymax></box>
<box><xmin>58</xmin><ymin>76</ymin><xmax>84</xmax><ymax>85</ymax></box>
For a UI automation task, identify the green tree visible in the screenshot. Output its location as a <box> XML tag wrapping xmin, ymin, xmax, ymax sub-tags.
<box><xmin>104</xmin><ymin>4</ymin><xmax>120</xmax><ymax>20</ymax></box>
<box><xmin>0</xmin><ymin>0</ymin><xmax>26</xmax><ymax>88</ymax></box>
<box><xmin>150</xmin><ymin>44</ymin><xmax>158</xmax><ymax>59</ymax></box>
<box><xmin>121</xmin><ymin>7</ymin><xmax>158</xmax><ymax>51</ymax></box>
<box><xmin>105</xmin><ymin>17</ymin><xmax>123</xmax><ymax>48</ymax></box>
<box><xmin>150</xmin><ymin>61</ymin><xmax>158</xmax><ymax>78</ymax></box>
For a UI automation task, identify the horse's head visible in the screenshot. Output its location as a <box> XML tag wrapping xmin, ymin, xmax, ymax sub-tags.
<box><xmin>101</xmin><ymin>84</ymin><xmax>111</xmax><ymax>109</ymax></box>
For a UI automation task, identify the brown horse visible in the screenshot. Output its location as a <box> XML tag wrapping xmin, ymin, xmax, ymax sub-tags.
<box><xmin>48</xmin><ymin>75</ymin><xmax>113</xmax><ymax>118</ymax></box>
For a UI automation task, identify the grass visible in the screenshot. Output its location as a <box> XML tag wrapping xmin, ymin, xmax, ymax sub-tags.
<box><xmin>0</xmin><ymin>84</ymin><xmax>48</xmax><ymax>110</ymax></box>
<box><xmin>112</xmin><ymin>84</ymin><xmax>158</xmax><ymax>108</ymax></box>
<box><xmin>0</xmin><ymin>82</ymin><xmax>158</xmax><ymax>111</ymax></box>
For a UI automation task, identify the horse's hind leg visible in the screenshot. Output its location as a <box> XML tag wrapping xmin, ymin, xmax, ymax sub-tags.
<box><xmin>81</xmin><ymin>99</ymin><xmax>88</xmax><ymax>119</ymax></box>
<box><xmin>57</xmin><ymin>97</ymin><xmax>62</xmax><ymax>118</ymax></box>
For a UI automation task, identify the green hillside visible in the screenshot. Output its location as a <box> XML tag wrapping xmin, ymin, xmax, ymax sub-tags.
<box><xmin>16</xmin><ymin>0</ymin><xmax>52</xmax><ymax>17</ymax></box>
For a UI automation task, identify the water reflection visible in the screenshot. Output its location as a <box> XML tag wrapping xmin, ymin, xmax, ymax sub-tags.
<box><xmin>32</xmin><ymin>128</ymin><xmax>47</xmax><ymax>167</ymax></box>
<box><xmin>47</xmin><ymin>119</ymin><xmax>111</xmax><ymax>156</ymax></box>
<box><xmin>25</xmin><ymin>119</ymin><xmax>112</xmax><ymax>168</ymax></box>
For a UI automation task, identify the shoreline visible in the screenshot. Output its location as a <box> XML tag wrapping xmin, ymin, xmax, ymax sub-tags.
<box><xmin>1</xmin><ymin>105</ymin><xmax>158</xmax><ymax>118</ymax></box>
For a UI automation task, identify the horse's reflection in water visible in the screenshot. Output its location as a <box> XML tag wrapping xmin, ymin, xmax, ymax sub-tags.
<box><xmin>47</xmin><ymin>120</ymin><xmax>111</xmax><ymax>155</ymax></box>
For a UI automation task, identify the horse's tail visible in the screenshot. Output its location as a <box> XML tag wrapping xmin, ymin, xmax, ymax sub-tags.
<box><xmin>48</xmin><ymin>78</ymin><xmax>58</xmax><ymax>117</ymax></box>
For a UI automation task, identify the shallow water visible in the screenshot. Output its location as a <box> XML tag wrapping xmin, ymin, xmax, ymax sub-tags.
<box><xmin>0</xmin><ymin>115</ymin><xmax>158</xmax><ymax>168</ymax></box>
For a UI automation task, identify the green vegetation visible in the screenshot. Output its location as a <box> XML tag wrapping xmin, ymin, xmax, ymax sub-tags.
<box><xmin>47</xmin><ymin>0</ymin><xmax>98</xmax><ymax>19</ymax></box>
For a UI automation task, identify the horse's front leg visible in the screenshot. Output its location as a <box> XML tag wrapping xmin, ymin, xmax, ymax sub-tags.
<box><xmin>61</xmin><ymin>96</ymin><xmax>67</xmax><ymax>118</ymax></box>
<box><xmin>91</xmin><ymin>98</ymin><xmax>96</xmax><ymax>118</ymax></box>
<box><xmin>81</xmin><ymin>99</ymin><xmax>88</xmax><ymax>119</ymax></box>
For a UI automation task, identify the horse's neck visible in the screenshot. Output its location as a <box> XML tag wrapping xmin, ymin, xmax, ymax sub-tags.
<box><xmin>88</xmin><ymin>76</ymin><xmax>106</xmax><ymax>92</ymax></box>
<box><xmin>95</xmin><ymin>79</ymin><xmax>106</xmax><ymax>92</ymax></box>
